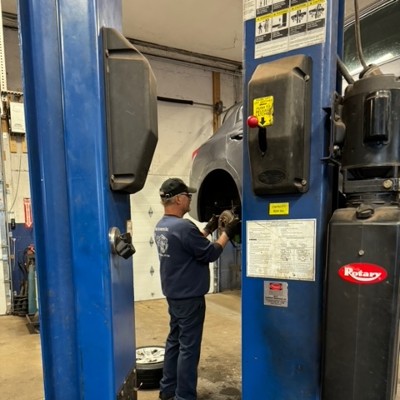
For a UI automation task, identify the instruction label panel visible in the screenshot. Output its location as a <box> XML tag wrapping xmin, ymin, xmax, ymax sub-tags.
<box><xmin>246</xmin><ymin>219</ymin><xmax>316</xmax><ymax>280</ymax></box>
<box><xmin>252</xmin><ymin>0</ymin><xmax>327</xmax><ymax>59</ymax></box>
<box><xmin>244</xmin><ymin>0</ymin><xmax>256</xmax><ymax>21</ymax></box>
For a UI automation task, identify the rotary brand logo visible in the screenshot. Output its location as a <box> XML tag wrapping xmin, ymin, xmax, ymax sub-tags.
<box><xmin>338</xmin><ymin>263</ymin><xmax>387</xmax><ymax>284</ymax></box>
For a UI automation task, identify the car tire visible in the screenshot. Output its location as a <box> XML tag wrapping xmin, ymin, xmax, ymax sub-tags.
<box><xmin>136</xmin><ymin>345</ymin><xmax>165</xmax><ymax>390</ymax></box>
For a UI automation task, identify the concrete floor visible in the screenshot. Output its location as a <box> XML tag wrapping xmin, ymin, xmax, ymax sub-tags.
<box><xmin>0</xmin><ymin>291</ymin><xmax>241</xmax><ymax>400</ymax></box>
<box><xmin>1</xmin><ymin>290</ymin><xmax>399</xmax><ymax>400</ymax></box>
<box><xmin>135</xmin><ymin>291</ymin><xmax>241</xmax><ymax>400</ymax></box>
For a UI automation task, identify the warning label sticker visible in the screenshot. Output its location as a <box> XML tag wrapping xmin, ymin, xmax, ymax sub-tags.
<box><xmin>269</xmin><ymin>202</ymin><xmax>289</xmax><ymax>215</ymax></box>
<box><xmin>253</xmin><ymin>0</ymin><xmax>326</xmax><ymax>59</ymax></box>
<box><xmin>264</xmin><ymin>281</ymin><xmax>288</xmax><ymax>307</ymax></box>
<box><xmin>253</xmin><ymin>96</ymin><xmax>274</xmax><ymax>127</ymax></box>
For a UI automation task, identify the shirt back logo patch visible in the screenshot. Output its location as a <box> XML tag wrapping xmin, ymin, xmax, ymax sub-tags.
<box><xmin>156</xmin><ymin>234</ymin><xmax>169</xmax><ymax>254</ymax></box>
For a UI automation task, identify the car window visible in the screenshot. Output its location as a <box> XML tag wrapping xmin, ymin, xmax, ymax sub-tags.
<box><xmin>222</xmin><ymin>105</ymin><xmax>236</xmax><ymax>124</ymax></box>
<box><xmin>222</xmin><ymin>103</ymin><xmax>242</xmax><ymax>125</ymax></box>
<box><xmin>236</xmin><ymin>105</ymin><xmax>243</xmax><ymax>124</ymax></box>
<box><xmin>343</xmin><ymin>1</ymin><xmax>400</xmax><ymax>76</ymax></box>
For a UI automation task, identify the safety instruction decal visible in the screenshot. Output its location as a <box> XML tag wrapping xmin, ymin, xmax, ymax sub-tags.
<box><xmin>253</xmin><ymin>0</ymin><xmax>327</xmax><ymax>59</ymax></box>
<box><xmin>253</xmin><ymin>96</ymin><xmax>274</xmax><ymax>127</ymax></box>
<box><xmin>244</xmin><ymin>0</ymin><xmax>256</xmax><ymax>21</ymax></box>
<box><xmin>246</xmin><ymin>219</ymin><xmax>316</xmax><ymax>280</ymax></box>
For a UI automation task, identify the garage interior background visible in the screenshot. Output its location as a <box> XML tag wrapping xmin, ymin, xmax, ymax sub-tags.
<box><xmin>0</xmin><ymin>0</ymin><xmax>244</xmax><ymax>313</ymax></box>
<box><xmin>0</xmin><ymin>0</ymin><xmax>384</xmax><ymax>313</ymax></box>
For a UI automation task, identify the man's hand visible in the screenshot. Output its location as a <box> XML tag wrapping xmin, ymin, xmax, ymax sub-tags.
<box><xmin>204</xmin><ymin>214</ymin><xmax>219</xmax><ymax>235</ymax></box>
<box><xmin>224</xmin><ymin>217</ymin><xmax>240</xmax><ymax>239</ymax></box>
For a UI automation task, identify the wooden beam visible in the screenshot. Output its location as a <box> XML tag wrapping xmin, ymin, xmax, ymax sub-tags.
<box><xmin>212</xmin><ymin>71</ymin><xmax>220</xmax><ymax>133</ymax></box>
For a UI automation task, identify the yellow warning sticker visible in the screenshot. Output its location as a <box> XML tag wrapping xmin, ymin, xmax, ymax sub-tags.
<box><xmin>269</xmin><ymin>202</ymin><xmax>289</xmax><ymax>216</ymax></box>
<box><xmin>253</xmin><ymin>96</ymin><xmax>274</xmax><ymax>127</ymax></box>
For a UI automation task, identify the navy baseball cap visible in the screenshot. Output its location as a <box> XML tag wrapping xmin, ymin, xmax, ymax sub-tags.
<box><xmin>159</xmin><ymin>178</ymin><xmax>196</xmax><ymax>198</ymax></box>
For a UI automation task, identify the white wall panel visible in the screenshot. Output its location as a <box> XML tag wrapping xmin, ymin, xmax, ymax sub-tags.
<box><xmin>130</xmin><ymin>174</ymin><xmax>163</xmax><ymax>300</ymax></box>
<box><xmin>132</xmin><ymin>243</ymin><xmax>162</xmax><ymax>301</ymax></box>
<box><xmin>149</xmin><ymin>65</ymin><xmax>214</xmax><ymax>176</ymax></box>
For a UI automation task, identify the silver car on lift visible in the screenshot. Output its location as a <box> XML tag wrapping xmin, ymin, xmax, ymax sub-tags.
<box><xmin>188</xmin><ymin>102</ymin><xmax>243</xmax><ymax>223</ymax></box>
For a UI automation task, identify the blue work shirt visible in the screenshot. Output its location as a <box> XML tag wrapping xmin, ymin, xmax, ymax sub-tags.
<box><xmin>155</xmin><ymin>215</ymin><xmax>223</xmax><ymax>299</ymax></box>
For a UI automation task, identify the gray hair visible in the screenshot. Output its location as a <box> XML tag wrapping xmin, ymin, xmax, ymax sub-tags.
<box><xmin>161</xmin><ymin>196</ymin><xmax>177</xmax><ymax>206</ymax></box>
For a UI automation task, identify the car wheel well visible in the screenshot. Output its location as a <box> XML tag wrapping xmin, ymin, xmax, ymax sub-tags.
<box><xmin>197</xmin><ymin>170</ymin><xmax>241</xmax><ymax>221</ymax></box>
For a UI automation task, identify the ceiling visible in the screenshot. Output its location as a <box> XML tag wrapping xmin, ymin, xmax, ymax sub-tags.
<box><xmin>122</xmin><ymin>0</ymin><xmax>243</xmax><ymax>63</ymax></box>
<box><xmin>1</xmin><ymin>0</ymin><xmax>387</xmax><ymax>64</ymax></box>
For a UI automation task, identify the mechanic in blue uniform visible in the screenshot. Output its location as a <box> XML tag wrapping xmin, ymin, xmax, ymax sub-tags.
<box><xmin>155</xmin><ymin>177</ymin><xmax>239</xmax><ymax>400</ymax></box>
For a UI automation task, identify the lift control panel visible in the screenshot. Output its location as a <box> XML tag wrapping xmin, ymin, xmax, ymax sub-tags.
<box><xmin>247</xmin><ymin>55</ymin><xmax>312</xmax><ymax>195</ymax></box>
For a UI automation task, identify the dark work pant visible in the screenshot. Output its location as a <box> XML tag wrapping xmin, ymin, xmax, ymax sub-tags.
<box><xmin>160</xmin><ymin>296</ymin><xmax>206</xmax><ymax>400</ymax></box>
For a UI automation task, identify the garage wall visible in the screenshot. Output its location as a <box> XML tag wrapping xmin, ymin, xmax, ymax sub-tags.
<box><xmin>0</xmin><ymin>25</ymin><xmax>242</xmax><ymax>308</ymax></box>
<box><xmin>0</xmin><ymin>25</ymin><xmax>29</xmax><ymax>314</ymax></box>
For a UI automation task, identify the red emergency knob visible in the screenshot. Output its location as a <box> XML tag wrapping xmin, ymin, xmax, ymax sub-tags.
<box><xmin>247</xmin><ymin>115</ymin><xmax>259</xmax><ymax>128</ymax></box>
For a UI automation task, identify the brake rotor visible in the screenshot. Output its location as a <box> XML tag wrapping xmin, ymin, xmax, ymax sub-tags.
<box><xmin>218</xmin><ymin>209</ymin><xmax>236</xmax><ymax>237</ymax></box>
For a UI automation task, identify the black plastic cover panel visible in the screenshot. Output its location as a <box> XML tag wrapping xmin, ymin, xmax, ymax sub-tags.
<box><xmin>102</xmin><ymin>27</ymin><xmax>158</xmax><ymax>194</ymax></box>
<box><xmin>247</xmin><ymin>54</ymin><xmax>312</xmax><ymax>195</ymax></box>
<box><xmin>322</xmin><ymin>206</ymin><xmax>400</xmax><ymax>400</ymax></box>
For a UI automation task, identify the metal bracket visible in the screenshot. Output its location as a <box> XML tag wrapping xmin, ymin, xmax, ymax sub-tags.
<box><xmin>116</xmin><ymin>368</ymin><xmax>137</xmax><ymax>400</ymax></box>
<box><xmin>109</xmin><ymin>227</ymin><xmax>136</xmax><ymax>259</ymax></box>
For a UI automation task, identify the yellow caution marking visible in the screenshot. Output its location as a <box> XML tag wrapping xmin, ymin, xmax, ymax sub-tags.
<box><xmin>269</xmin><ymin>202</ymin><xmax>289</xmax><ymax>216</ymax></box>
<box><xmin>253</xmin><ymin>96</ymin><xmax>274</xmax><ymax>127</ymax></box>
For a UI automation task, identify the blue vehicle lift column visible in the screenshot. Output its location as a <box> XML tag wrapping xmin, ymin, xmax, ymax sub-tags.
<box><xmin>242</xmin><ymin>1</ymin><xmax>344</xmax><ymax>398</ymax></box>
<box><xmin>17</xmin><ymin>1</ymin><xmax>157</xmax><ymax>399</ymax></box>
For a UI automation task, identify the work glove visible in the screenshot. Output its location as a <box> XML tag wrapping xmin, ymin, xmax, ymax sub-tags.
<box><xmin>204</xmin><ymin>214</ymin><xmax>219</xmax><ymax>235</ymax></box>
<box><xmin>224</xmin><ymin>217</ymin><xmax>240</xmax><ymax>239</ymax></box>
